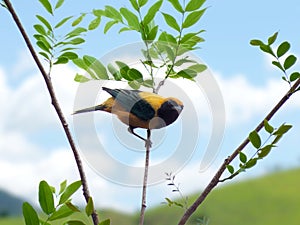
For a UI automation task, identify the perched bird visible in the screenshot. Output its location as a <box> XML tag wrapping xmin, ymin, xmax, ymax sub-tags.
<box><xmin>73</xmin><ymin>87</ymin><xmax>184</xmax><ymax>144</ymax></box>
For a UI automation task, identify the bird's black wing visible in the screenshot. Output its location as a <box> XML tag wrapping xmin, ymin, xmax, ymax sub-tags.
<box><xmin>103</xmin><ymin>87</ymin><xmax>155</xmax><ymax>121</ymax></box>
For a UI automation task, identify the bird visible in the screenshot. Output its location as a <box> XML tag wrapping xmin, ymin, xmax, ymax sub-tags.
<box><xmin>73</xmin><ymin>87</ymin><xmax>184</xmax><ymax>146</ymax></box>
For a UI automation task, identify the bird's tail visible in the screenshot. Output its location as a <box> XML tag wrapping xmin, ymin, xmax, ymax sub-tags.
<box><xmin>72</xmin><ymin>105</ymin><xmax>105</xmax><ymax>115</ymax></box>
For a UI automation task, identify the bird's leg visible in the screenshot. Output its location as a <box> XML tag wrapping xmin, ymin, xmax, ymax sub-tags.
<box><xmin>128</xmin><ymin>127</ymin><xmax>152</xmax><ymax>147</ymax></box>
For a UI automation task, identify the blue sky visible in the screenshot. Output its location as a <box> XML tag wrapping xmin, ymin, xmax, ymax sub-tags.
<box><xmin>1</xmin><ymin>0</ymin><xmax>300</xmax><ymax>213</ymax></box>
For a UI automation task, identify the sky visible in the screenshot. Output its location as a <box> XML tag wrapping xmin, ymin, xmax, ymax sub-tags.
<box><xmin>1</xmin><ymin>0</ymin><xmax>300</xmax><ymax>214</ymax></box>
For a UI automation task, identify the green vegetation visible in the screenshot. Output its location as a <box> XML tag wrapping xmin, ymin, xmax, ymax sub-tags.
<box><xmin>1</xmin><ymin>168</ymin><xmax>300</xmax><ymax>225</ymax></box>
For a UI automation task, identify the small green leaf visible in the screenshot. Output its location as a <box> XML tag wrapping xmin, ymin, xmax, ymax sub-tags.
<box><xmin>147</xmin><ymin>25</ymin><xmax>158</xmax><ymax>41</ymax></box>
<box><xmin>104</xmin><ymin>6</ymin><xmax>123</xmax><ymax>21</ymax></box>
<box><xmin>49</xmin><ymin>205</ymin><xmax>74</xmax><ymax>221</ymax></box>
<box><xmin>185</xmin><ymin>0</ymin><xmax>205</xmax><ymax>11</ymax></box>
<box><xmin>290</xmin><ymin>72</ymin><xmax>300</xmax><ymax>82</ymax></box>
<box><xmin>119</xmin><ymin>27</ymin><xmax>132</xmax><ymax>33</ymax></box>
<box><xmin>142</xmin><ymin>79</ymin><xmax>154</xmax><ymax>88</ymax></box>
<box><xmin>177</xmin><ymin>69</ymin><xmax>197</xmax><ymax>79</ymax></box>
<box><xmin>88</xmin><ymin>17</ymin><xmax>101</xmax><ymax>30</ymax></box>
<box><xmin>248</xmin><ymin>130</ymin><xmax>261</xmax><ymax>149</ymax></box>
<box><xmin>54</xmin><ymin>56</ymin><xmax>69</xmax><ymax>65</ymax></box>
<box><xmin>36</xmin><ymin>40</ymin><xmax>51</xmax><ymax>53</ymax></box>
<box><xmin>55</xmin><ymin>16</ymin><xmax>73</xmax><ymax>28</ymax></box>
<box><xmin>116</xmin><ymin>61</ymin><xmax>131</xmax><ymax>80</ymax></box>
<box><xmin>38</xmin><ymin>0</ymin><xmax>53</xmax><ymax>15</ymax></box>
<box><xmin>59</xmin><ymin>52</ymin><xmax>78</xmax><ymax>60</ymax></box>
<box><xmin>283</xmin><ymin>55</ymin><xmax>297</xmax><ymax>70</ymax></box>
<box><xmin>59</xmin><ymin>180</ymin><xmax>82</xmax><ymax>205</ymax></box>
<box><xmin>258</xmin><ymin>145</ymin><xmax>273</xmax><ymax>158</ymax></box>
<box><xmin>181</xmin><ymin>30</ymin><xmax>205</xmax><ymax>43</ymax></box>
<box><xmin>239</xmin><ymin>152</ymin><xmax>247</xmax><ymax>163</ymax></box>
<box><xmin>167</xmin><ymin>0</ymin><xmax>184</xmax><ymax>13</ymax></box>
<box><xmin>99</xmin><ymin>219</ymin><xmax>111</xmax><ymax>225</ymax></box>
<box><xmin>143</xmin><ymin>0</ymin><xmax>163</xmax><ymax>25</ymax></box>
<box><xmin>187</xmin><ymin>63</ymin><xmax>207</xmax><ymax>73</ymax></box>
<box><xmin>182</xmin><ymin>8</ymin><xmax>206</xmax><ymax>29</ymax></box>
<box><xmin>259</xmin><ymin>44</ymin><xmax>275</xmax><ymax>57</ymax></box>
<box><xmin>263</xmin><ymin>119</ymin><xmax>274</xmax><ymax>134</ymax></box>
<box><xmin>268</xmin><ymin>32</ymin><xmax>278</xmax><ymax>45</ymax></box>
<box><xmin>74</xmin><ymin>74</ymin><xmax>90</xmax><ymax>83</ymax></box>
<box><xmin>128</xmin><ymin>80</ymin><xmax>141</xmax><ymax>89</ymax></box>
<box><xmin>36</xmin><ymin>15</ymin><xmax>52</xmax><ymax>31</ymax></box>
<box><xmin>120</xmin><ymin>7</ymin><xmax>140</xmax><ymax>31</ymax></box>
<box><xmin>22</xmin><ymin>202</ymin><xmax>39</xmax><ymax>225</ymax></box>
<box><xmin>65</xmin><ymin>27</ymin><xmax>87</xmax><ymax>38</ymax></box>
<box><xmin>273</xmin><ymin>124</ymin><xmax>292</xmax><ymax>135</ymax></box>
<box><xmin>128</xmin><ymin>68</ymin><xmax>143</xmax><ymax>80</ymax></box>
<box><xmin>226</xmin><ymin>165</ymin><xmax>234</xmax><ymax>174</ymax></box>
<box><xmin>162</xmin><ymin>13</ymin><xmax>180</xmax><ymax>32</ymax></box>
<box><xmin>107</xmin><ymin>63</ymin><xmax>122</xmax><ymax>80</ymax></box>
<box><xmin>72</xmin><ymin>14</ymin><xmax>86</xmax><ymax>26</ymax></box>
<box><xmin>245</xmin><ymin>158</ymin><xmax>257</xmax><ymax>169</ymax></box>
<box><xmin>69</xmin><ymin>37</ymin><xmax>85</xmax><ymax>45</ymax></box>
<box><xmin>39</xmin><ymin>51</ymin><xmax>50</xmax><ymax>60</ymax></box>
<box><xmin>66</xmin><ymin>202</ymin><xmax>81</xmax><ymax>212</ymax></box>
<box><xmin>39</xmin><ymin>180</ymin><xmax>55</xmax><ymax>214</ymax></box>
<box><xmin>277</xmin><ymin>41</ymin><xmax>290</xmax><ymax>58</ymax></box>
<box><xmin>55</xmin><ymin>0</ymin><xmax>64</xmax><ymax>9</ymax></box>
<box><xmin>272</xmin><ymin>61</ymin><xmax>285</xmax><ymax>72</ymax></box>
<box><xmin>73</xmin><ymin>58</ymin><xmax>88</xmax><ymax>70</ymax></box>
<box><xmin>66</xmin><ymin>220</ymin><xmax>86</xmax><ymax>225</ymax></box>
<box><xmin>129</xmin><ymin>0</ymin><xmax>139</xmax><ymax>11</ymax></box>
<box><xmin>250</xmin><ymin>39</ymin><xmax>264</xmax><ymax>46</ymax></box>
<box><xmin>85</xmin><ymin>197</ymin><xmax>94</xmax><ymax>216</ymax></box>
<box><xmin>83</xmin><ymin>55</ymin><xmax>109</xmax><ymax>80</ymax></box>
<box><xmin>34</xmin><ymin>24</ymin><xmax>47</xmax><ymax>35</ymax></box>
<box><xmin>59</xmin><ymin>180</ymin><xmax>67</xmax><ymax>195</ymax></box>
<box><xmin>104</xmin><ymin>20</ymin><xmax>118</xmax><ymax>34</ymax></box>
<box><xmin>138</xmin><ymin>0</ymin><xmax>148</xmax><ymax>7</ymax></box>
<box><xmin>93</xmin><ymin>9</ymin><xmax>104</xmax><ymax>17</ymax></box>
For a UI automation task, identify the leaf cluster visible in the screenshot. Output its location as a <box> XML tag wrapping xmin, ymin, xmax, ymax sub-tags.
<box><xmin>225</xmin><ymin>120</ymin><xmax>292</xmax><ymax>181</ymax></box>
<box><xmin>22</xmin><ymin>180</ymin><xmax>110</xmax><ymax>225</ymax></box>
<box><xmin>250</xmin><ymin>32</ymin><xmax>300</xmax><ymax>86</ymax></box>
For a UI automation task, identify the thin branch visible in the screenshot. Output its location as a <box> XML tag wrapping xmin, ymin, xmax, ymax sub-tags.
<box><xmin>139</xmin><ymin>129</ymin><xmax>151</xmax><ymax>225</ymax></box>
<box><xmin>178</xmin><ymin>78</ymin><xmax>300</xmax><ymax>225</ymax></box>
<box><xmin>3</xmin><ymin>1</ymin><xmax>99</xmax><ymax>224</ymax></box>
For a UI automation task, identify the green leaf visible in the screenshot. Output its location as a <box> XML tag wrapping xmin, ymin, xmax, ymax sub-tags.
<box><xmin>65</xmin><ymin>27</ymin><xmax>87</xmax><ymax>38</ymax></box>
<box><xmin>38</xmin><ymin>0</ymin><xmax>53</xmax><ymax>15</ymax></box>
<box><xmin>167</xmin><ymin>0</ymin><xmax>184</xmax><ymax>13</ymax></box>
<box><xmin>181</xmin><ymin>30</ymin><xmax>205</xmax><ymax>43</ymax></box>
<box><xmin>39</xmin><ymin>51</ymin><xmax>50</xmax><ymax>60</ymax></box>
<box><xmin>65</xmin><ymin>202</ymin><xmax>81</xmax><ymax>212</ymax></box>
<box><xmin>120</xmin><ymin>7</ymin><xmax>140</xmax><ymax>31</ymax></box>
<box><xmin>226</xmin><ymin>165</ymin><xmax>234</xmax><ymax>174</ymax></box>
<box><xmin>174</xmin><ymin>58</ymin><xmax>196</xmax><ymax>66</ymax></box>
<box><xmin>283</xmin><ymin>55</ymin><xmax>297</xmax><ymax>70</ymax></box>
<box><xmin>55</xmin><ymin>0</ymin><xmax>64</xmax><ymax>9</ymax></box>
<box><xmin>99</xmin><ymin>219</ymin><xmax>111</xmax><ymax>225</ymax></box>
<box><xmin>59</xmin><ymin>180</ymin><xmax>82</xmax><ymax>205</ymax></box>
<box><xmin>128</xmin><ymin>68</ymin><xmax>143</xmax><ymax>80</ymax></box>
<box><xmin>104</xmin><ymin>20</ymin><xmax>118</xmax><ymax>34</ymax></box>
<box><xmin>268</xmin><ymin>32</ymin><xmax>278</xmax><ymax>45</ymax></box>
<box><xmin>83</xmin><ymin>55</ymin><xmax>109</xmax><ymax>80</ymax></box>
<box><xmin>59</xmin><ymin>52</ymin><xmax>78</xmax><ymax>60</ymax></box>
<box><xmin>273</xmin><ymin>124</ymin><xmax>292</xmax><ymax>135</ymax></box>
<box><xmin>93</xmin><ymin>9</ymin><xmax>104</xmax><ymax>17</ymax></box>
<box><xmin>185</xmin><ymin>0</ymin><xmax>205</xmax><ymax>11</ymax></box>
<box><xmin>277</xmin><ymin>41</ymin><xmax>290</xmax><ymax>58</ymax></box>
<box><xmin>54</xmin><ymin>56</ymin><xmax>69</xmax><ymax>65</ymax></box>
<box><xmin>49</xmin><ymin>205</ymin><xmax>74</xmax><ymax>221</ymax></box>
<box><xmin>72</xmin><ymin>14</ymin><xmax>86</xmax><ymax>26</ymax></box>
<box><xmin>69</xmin><ymin>37</ymin><xmax>85</xmax><ymax>45</ymax></box>
<box><xmin>147</xmin><ymin>25</ymin><xmax>158</xmax><ymax>41</ymax></box>
<box><xmin>88</xmin><ymin>17</ymin><xmax>101</xmax><ymax>30</ymax></box>
<box><xmin>245</xmin><ymin>158</ymin><xmax>257</xmax><ymax>169</ymax></box>
<box><xmin>250</xmin><ymin>39</ymin><xmax>264</xmax><ymax>46</ymax></box>
<box><xmin>104</xmin><ymin>6</ymin><xmax>123</xmax><ymax>22</ymax></box>
<box><xmin>36</xmin><ymin>40</ymin><xmax>51</xmax><ymax>53</ymax></box>
<box><xmin>74</xmin><ymin>74</ymin><xmax>90</xmax><ymax>83</ymax></box>
<box><xmin>107</xmin><ymin>63</ymin><xmax>122</xmax><ymax>80</ymax></box>
<box><xmin>55</xmin><ymin>16</ymin><xmax>73</xmax><ymax>28</ymax></box>
<box><xmin>73</xmin><ymin>58</ymin><xmax>88</xmax><ymax>70</ymax></box>
<box><xmin>187</xmin><ymin>63</ymin><xmax>207</xmax><ymax>73</ymax></box>
<box><xmin>248</xmin><ymin>130</ymin><xmax>261</xmax><ymax>149</ymax></box>
<box><xmin>263</xmin><ymin>119</ymin><xmax>274</xmax><ymax>134</ymax></box>
<box><xmin>182</xmin><ymin>8</ymin><xmax>206</xmax><ymax>29</ymax></box>
<box><xmin>39</xmin><ymin>180</ymin><xmax>55</xmax><ymax>214</ymax></box>
<box><xmin>142</xmin><ymin>79</ymin><xmax>154</xmax><ymax>88</ymax></box>
<box><xmin>239</xmin><ymin>152</ymin><xmax>247</xmax><ymax>164</ymax></box>
<box><xmin>162</xmin><ymin>13</ymin><xmax>180</xmax><ymax>32</ymax></box>
<box><xmin>138</xmin><ymin>0</ymin><xmax>148</xmax><ymax>7</ymax></box>
<box><xmin>177</xmin><ymin>69</ymin><xmax>197</xmax><ymax>79</ymax></box>
<box><xmin>36</xmin><ymin>15</ymin><xmax>52</xmax><ymax>31</ymax></box>
<box><xmin>116</xmin><ymin>61</ymin><xmax>131</xmax><ymax>80</ymax></box>
<box><xmin>272</xmin><ymin>134</ymin><xmax>282</xmax><ymax>144</ymax></box>
<box><xmin>272</xmin><ymin>61</ymin><xmax>285</xmax><ymax>72</ymax></box>
<box><xmin>259</xmin><ymin>44</ymin><xmax>275</xmax><ymax>57</ymax></box>
<box><xmin>59</xmin><ymin>180</ymin><xmax>67</xmax><ymax>195</ymax></box>
<box><xmin>129</xmin><ymin>0</ymin><xmax>139</xmax><ymax>11</ymax></box>
<box><xmin>66</xmin><ymin>220</ymin><xmax>86</xmax><ymax>225</ymax></box>
<box><xmin>85</xmin><ymin>197</ymin><xmax>94</xmax><ymax>216</ymax></box>
<box><xmin>34</xmin><ymin>24</ymin><xmax>47</xmax><ymax>35</ymax></box>
<box><xmin>143</xmin><ymin>0</ymin><xmax>163</xmax><ymax>25</ymax></box>
<box><xmin>128</xmin><ymin>80</ymin><xmax>141</xmax><ymax>89</ymax></box>
<box><xmin>22</xmin><ymin>202</ymin><xmax>39</xmax><ymax>225</ymax></box>
<box><xmin>290</xmin><ymin>72</ymin><xmax>300</xmax><ymax>82</ymax></box>
<box><xmin>119</xmin><ymin>27</ymin><xmax>132</xmax><ymax>33</ymax></box>
<box><xmin>258</xmin><ymin>144</ymin><xmax>273</xmax><ymax>158</ymax></box>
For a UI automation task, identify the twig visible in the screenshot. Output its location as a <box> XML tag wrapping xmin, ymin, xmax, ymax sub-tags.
<box><xmin>177</xmin><ymin>78</ymin><xmax>300</xmax><ymax>225</ymax></box>
<box><xmin>139</xmin><ymin>129</ymin><xmax>151</xmax><ymax>225</ymax></box>
<box><xmin>3</xmin><ymin>1</ymin><xmax>99</xmax><ymax>224</ymax></box>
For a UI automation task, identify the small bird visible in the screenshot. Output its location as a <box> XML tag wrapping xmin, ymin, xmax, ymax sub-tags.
<box><xmin>73</xmin><ymin>87</ymin><xmax>184</xmax><ymax>145</ymax></box>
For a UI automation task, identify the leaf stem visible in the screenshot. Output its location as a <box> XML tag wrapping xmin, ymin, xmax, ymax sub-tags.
<box><xmin>3</xmin><ymin>1</ymin><xmax>99</xmax><ymax>224</ymax></box>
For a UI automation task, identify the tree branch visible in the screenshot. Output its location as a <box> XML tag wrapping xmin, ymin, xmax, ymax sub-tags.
<box><xmin>139</xmin><ymin>129</ymin><xmax>151</xmax><ymax>225</ymax></box>
<box><xmin>3</xmin><ymin>1</ymin><xmax>99</xmax><ymax>224</ymax></box>
<box><xmin>178</xmin><ymin>78</ymin><xmax>300</xmax><ymax>225</ymax></box>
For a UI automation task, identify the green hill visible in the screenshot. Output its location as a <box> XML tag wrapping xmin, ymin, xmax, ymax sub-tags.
<box><xmin>1</xmin><ymin>168</ymin><xmax>300</xmax><ymax>225</ymax></box>
<box><xmin>0</xmin><ymin>190</ymin><xmax>24</xmax><ymax>216</ymax></box>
